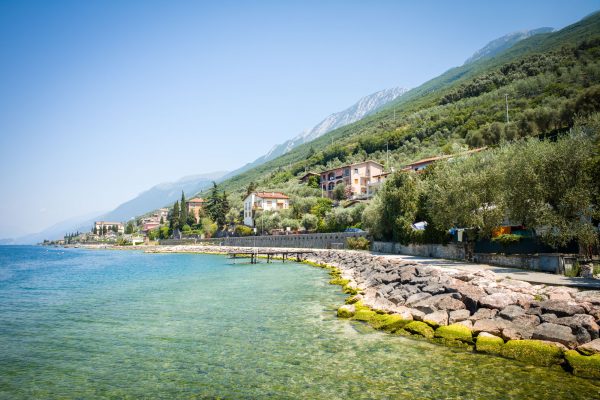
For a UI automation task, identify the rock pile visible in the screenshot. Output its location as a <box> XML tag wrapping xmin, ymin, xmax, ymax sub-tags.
<box><xmin>305</xmin><ymin>250</ymin><xmax>600</xmax><ymax>378</ymax></box>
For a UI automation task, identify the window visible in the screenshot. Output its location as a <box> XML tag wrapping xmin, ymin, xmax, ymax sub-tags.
<box><xmin>354</xmin><ymin>179</ymin><xmax>358</xmax><ymax>184</ymax></box>
<box><xmin>354</xmin><ymin>168</ymin><xmax>358</xmax><ymax>174</ymax></box>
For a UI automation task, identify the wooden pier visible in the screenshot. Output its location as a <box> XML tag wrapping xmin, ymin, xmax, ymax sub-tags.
<box><xmin>227</xmin><ymin>249</ymin><xmax>313</xmax><ymax>264</ymax></box>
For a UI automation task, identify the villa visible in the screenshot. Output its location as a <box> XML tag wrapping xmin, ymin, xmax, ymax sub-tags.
<box><xmin>186</xmin><ymin>197</ymin><xmax>205</xmax><ymax>223</ymax></box>
<box><xmin>243</xmin><ymin>192</ymin><xmax>290</xmax><ymax>227</ymax></box>
<box><xmin>94</xmin><ymin>221</ymin><xmax>124</xmax><ymax>235</ymax></box>
<box><xmin>320</xmin><ymin>160</ymin><xmax>385</xmax><ymax>199</ymax></box>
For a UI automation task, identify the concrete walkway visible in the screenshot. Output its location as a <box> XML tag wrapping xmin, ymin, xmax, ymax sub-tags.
<box><xmin>375</xmin><ymin>253</ymin><xmax>600</xmax><ymax>290</ymax></box>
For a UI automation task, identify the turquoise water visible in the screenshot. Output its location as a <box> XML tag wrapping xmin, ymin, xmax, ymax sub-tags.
<box><xmin>0</xmin><ymin>246</ymin><xmax>598</xmax><ymax>399</ymax></box>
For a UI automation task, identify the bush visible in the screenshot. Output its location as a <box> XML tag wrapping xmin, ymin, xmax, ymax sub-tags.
<box><xmin>491</xmin><ymin>233</ymin><xmax>522</xmax><ymax>246</ymax></box>
<box><xmin>347</xmin><ymin>237</ymin><xmax>370</xmax><ymax>250</ymax></box>
<box><xmin>234</xmin><ymin>225</ymin><xmax>254</xmax><ymax>236</ymax></box>
<box><xmin>301</xmin><ymin>213</ymin><xmax>318</xmax><ymax>231</ymax></box>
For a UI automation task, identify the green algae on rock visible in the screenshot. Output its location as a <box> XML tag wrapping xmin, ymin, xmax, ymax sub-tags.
<box><xmin>369</xmin><ymin>313</ymin><xmax>411</xmax><ymax>333</ymax></box>
<box><xmin>404</xmin><ymin>321</ymin><xmax>435</xmax><ymax>339</ymax></box>
<box><xmin>475</xmin><ymin>332</ymin><xmax>505</xmax><ymax>355</ymax></box>
<box><xmin>337</xmin><ymin>305</ymin><xmax>356</xmax><ymax>318</ymax></box>
<box><xmin>501</xmin><ymin>340</ymin><xmax>564</xmax><ymax>367</ymax></box>
<box><xmin>353</xmin><ymin>309</ymin><xmax>377</xmax><ymax>322</ymax></box>
<box><xmin>435</xmin><ymin>324</ymin><xmax>474</xmax><ymax>344</ymax></box>
<box><xmin>564</xmin><ymin>350</ymin><xmax>600</xmax><ymax>379</ymax></box>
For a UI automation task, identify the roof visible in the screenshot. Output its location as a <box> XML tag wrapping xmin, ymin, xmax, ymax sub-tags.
<box><xmin>187</xmin><ymin>197</ymin><xmax>205</xmax><ymax>203</ymax></box>
<box><xmin>401</xmin><ymin>148</ymin><xmax>486</xmax><ymax>169</ymax></box>
<box><xmin>320</xmin><ymin>160</ymin><xmax>384</xmax><ymax>174</ymax></box>
<box><xmin>253</xmin><ymin>192</ymin><xmax>290</xmax><ymax>200</ymax></box>
<box><xmin>372</xmin><ymin>171</ymin><xmax>392</xmax><ymax>178</ymax></box>
<box><xmin>299</xmin><ymin>172</ymin><xmax>319</xmax><ymax>179</ymax></box>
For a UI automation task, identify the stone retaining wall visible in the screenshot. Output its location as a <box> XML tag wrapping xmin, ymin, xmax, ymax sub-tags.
<box><xmin>160</xmin><ymin>232</ymin><xmax>368</xmax><ymax>249</ymax></box>
<box><xmin>372</xmin><ymin>241</ymin><xmax>465</xmax><ymax>260</ymax></box>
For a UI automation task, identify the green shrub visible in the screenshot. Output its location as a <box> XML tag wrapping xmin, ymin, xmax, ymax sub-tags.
<box><xmin>491</xmin><ymin>234</ymin><xmax>522</xmax><ymax>246</ymax></box>
<box><xmin>234</xmin><ymin>225</ymin><xmax>254</xmax><ymax>236</ymax></box>
<box><xmin>347</xmin><ymin>237</ymin><xmax>370</xmax><ymax>250</ymax></box>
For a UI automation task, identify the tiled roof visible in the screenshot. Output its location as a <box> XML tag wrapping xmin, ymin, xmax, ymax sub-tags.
<box><xmin>254</xmin><ymin>192</ymin><xmax>290</xmax><ymax>199</ymax></box>
<box><xmin>187</xmin><ymin>197</ymin><xmax>205</xmax><ymax>203</ymax></box>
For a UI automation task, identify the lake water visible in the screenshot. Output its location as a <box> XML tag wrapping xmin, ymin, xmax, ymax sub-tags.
<box><xmin>0</xmin><ymin>246</ymin><xmax>598</xmax><ymax>399</ymax></box>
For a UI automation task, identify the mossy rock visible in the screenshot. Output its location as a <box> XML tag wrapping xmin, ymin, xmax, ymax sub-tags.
<box><xmin>369</xmin><ymin>314</ymin><xmax>411</xmax><ymax>333</ymax></box>
<box><xmin>353</xmin><ymin>301</ymin><xmax>370</xmax><ymax>312</ymax></box>
<box><xmin>565</xmin><ymin>350</ymin><xmax>600</xmax><ymax>379</ymax></box>
<box><xmin>342</xmin><ymin>284</ymin><xmax>359</xmax><ymax>295</ymax></box>
<box><xmin>501</xmin><ymin>340</ymin><xmax>564</xmax><ymax>367</ymax></box>
<box><xmin>404</xmin><ymin>321</ymin><xmax>435</xmax><ymax>339</ymax></box>
<box><xmin>329</xmin><ymin>277</ymin><xmax>350</xmax><ymax>286</ymax></box>
<box><xmin>475</xmin><ymin>333</ymin><xmax>504</xmax><ymax>355</ymax></box>
<box><xmin>353</xmin><ymin>309</ymin><xmax>377</xmax><ymax>322</ymax></box>
<box><xmin>345</xmin><ymin>295</ymin><xmax>361</xmax><ymax>305</ymax></box>
<box><xmin>337</xmin><ymin>305</ymin><xmax>355</xmax><ymax>319</ymax></box>
<box><xmin>434</xmin><ymin>324</ymin><xmax>474</xmax><ymax>344</ymax></box>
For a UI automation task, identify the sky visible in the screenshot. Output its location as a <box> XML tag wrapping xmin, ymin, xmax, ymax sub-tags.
<box><xmin>0</xmin><ymin>0</ymin><xmax>598</xmax><ymax>239</ymax></box>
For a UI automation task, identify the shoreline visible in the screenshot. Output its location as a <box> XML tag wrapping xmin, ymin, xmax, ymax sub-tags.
<box><xmin>83</xmin><ymin>243</ymin><xmax>600</xmax><ymax>379</ymax></box>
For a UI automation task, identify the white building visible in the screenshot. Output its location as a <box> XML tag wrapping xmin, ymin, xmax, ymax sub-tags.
<box><xmin>243</xmin><ymin>192</ymin><xmax>290</xmax><ymax>227</ymax></box>
<box><xmin>94</xmin><ymin>221</ymin><xmax>124</xmax><ymax>235</ymax></box>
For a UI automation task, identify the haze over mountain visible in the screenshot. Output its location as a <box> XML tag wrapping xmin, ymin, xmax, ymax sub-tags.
<box><xmin>11</xmin><ymin>171</ymin><xmax>226</xmax><ymax>244</ymax></box>
<box><xmin>222</xmin><ymin>87</ymin><xmax>407</xmax><ymax>179</ymax></box>
<box><xmin>464</xmin><ymin>27</ymin><xmax>554</xmax><ymax>65</ymax></box>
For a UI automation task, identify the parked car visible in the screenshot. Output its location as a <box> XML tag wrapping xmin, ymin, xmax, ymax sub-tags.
<box><xmin>344</xmin><ymin>228</ymin><xmax>364</xmax><ymax>233</ymax></box>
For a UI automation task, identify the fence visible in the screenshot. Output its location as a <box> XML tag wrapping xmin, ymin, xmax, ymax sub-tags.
<box><xmin>160</xmin><ymin>232</ymin><xmax>369</xmax><ymax>249</ymax></box>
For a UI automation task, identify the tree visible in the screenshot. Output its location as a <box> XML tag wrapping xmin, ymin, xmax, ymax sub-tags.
<box><xmin>102</xmin><ymin>225</ymin><xmax>107</xmax><ymax>236</ymax></box>
<box><xmin>242</xmin><ymin>181</ymin><xmax>257</xmax><ymax>200</ymax></box>
<box><xmin>301</xmin><ymin>213</ymin><xmax>318</xmax><ymax>231</ymax></box>
<box><xmin>160</xmin><ymin>216</ymin><xmax>164</xmax><ymax>225</ymax></box>
<box><xmin>324</xmin><ymin>208</ymin><xmax>353</xmax><ymax>232</ymax></box>
<box><xmin>307</xmin><ymin>175</ymin><xmax>320</xmax><ymax>189</ymax></box>
<box><xmin>310</xmin><ymin>198</ymin><xmax>333</xmax><ymax>218</ymax></box>
<box><xmin>170</xmin><ymin>200</ymin><xmax>180</xmax><ymax>232</ymax></box>
<box><xmin>159</xmin><ymin>226</ymin><xmax>170</xmax><ymax>239</ymax></box>
<box><xmin>93</xmin><ymin>226</ymin><xmax>97</xmax><ymax>235</ymax></box>
<box><xmin>362</xmin><ymin>172</ymin><xmax>421</xmax><ymax>243</ymax></box>
<box><xmin>179</xmin><ymin>191</ymin><xmax>188</xmax><ymax>229</ymax></box>
<box><xmin>332</xmin><ymin>183</ymin><xmax>348</xmax><ymax>201</ymax></box>
<box><xmin>125</xmin><ymin>221</ymin><xmax>135</xmax><ymax>234</ymax></box>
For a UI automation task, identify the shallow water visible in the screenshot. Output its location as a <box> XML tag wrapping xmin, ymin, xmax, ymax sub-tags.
<box><xmin>0</xmin><ymin>246</ymin><xmax>598</xmax><ymax>399</ymax></box>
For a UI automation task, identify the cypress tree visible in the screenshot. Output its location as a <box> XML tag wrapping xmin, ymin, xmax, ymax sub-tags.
<box><xmin>180</xmin><ymin>191</ymin><xmax>187</xmax><ymax>228</ymax></box>
<box><xmin>170</xmin><ymin>200</ymin><xmax>180</xmax><ymax>231</ymax></box>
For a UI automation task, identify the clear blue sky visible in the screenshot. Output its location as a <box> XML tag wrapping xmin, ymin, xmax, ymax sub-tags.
<box><xmin>0</xmin><ymin>0</ymin><xmax>598</xmax><ymax>238</ymax></box>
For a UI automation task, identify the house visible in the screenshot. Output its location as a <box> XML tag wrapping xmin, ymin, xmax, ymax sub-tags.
<box><xmin>366</xmin><ymin>171</ymin><xmax>393</xmax><ymax>197</ymax></box>
<box><xmin>142</xmin><ymin>221</ymin><xmax>161</xmax><ymax>232</ymax></box>
<box><xmin>186</xmin><ymin>197</ymin><xmax>205</xmax><ymax>223</ymax></box>
<box><xmin>401</xmin><ymin>148</ymin><xmax>486</xmax><ymax>172</ymax></box>
<box><xmin>320</xmin><ymin>160</ymin><xmax>385</xmax><ymax>199</ymax></box>
<box><xmin>243</xmin><ymin>192</ymin><xmax>290</xmax><ymax>227</ymax></box>
<box><xmin>299</xmin><ymin>172</ymin><xmax>320</xmax><ymax>184</ymax></box>
<box><xmin>94</xmin><ymin>221</ymin><xmax>124</xmax><ymax>235</ymax></box>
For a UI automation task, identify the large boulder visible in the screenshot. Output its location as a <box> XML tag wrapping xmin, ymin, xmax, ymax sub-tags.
<box><xmin>501</xmin><ymin>340</ymin><xmax>565</xmax><ymax>366</ymax></box>
<box><xmin>573</xmin><ymin>290</ymin><xmax>600</xmax><ymax>305</ymax></box>
<box><xmin>479</xmin><ymin>293</ymin><xmax>516</xmax><ymax>310</ymax></box>
<box><xmin>554</xmin><ymin>314</ymin><xmax>600</xmax><ymax>340</ymax></box>
<box><xmin>423</xmin><ymin>310</ymin><xmax>449</xmax><ymax>328</ymax></box>
<box><xmin>405</xmin><ymin>292</ymin><xmax>432</xmax><ymax>306</ymax></box>
<box><xmin>473</xmin><ymin>319</ymin><xmax>507</xmax><ymax>336</ymax></box>
<box><xmin>539</xmin><ymin>300</ymin><xmax>585</xmax><ymax>317</ymax></box>
<box><xmin>577</xmin><ymin>338</ymin><xmax>600</xmax><ymax>356</ymax></box>
<box><xmin>532</xmin><ymin>323</ymin><xmax>578</xmax><ymax>348</ymax></box>
<box><xmin>449</xmin><ymin>309</ymin><xmax>471</xmax><ymax>324</ymax></box>
<box><xmin>476</xmin><ymin>332</ymin><xmax>504</xmax><ymax>355</ymax></box>
<box><xmin>337</xmin><ymin>304</ymin><xmax>356</xmax><ymax>318</ymax></box>
<box><xmin>498</xmin><ymin>305</ymin><xmax>526</xmax><ymax>321</ymax></box>
<box><xmin>469</xmin><ymin>308</ymin><xmax>498</xmax><ymax>321</ymax></box>
<box><xmin>445</xmin><ymin>280</ymin><xmax>486</xmax><ymax>312</ymax></box>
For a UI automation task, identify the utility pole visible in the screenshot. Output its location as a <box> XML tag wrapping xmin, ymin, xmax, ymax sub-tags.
<box><xmin>386</xmin><ymin>141</ymin><xmax>389</xmax><ymax>167</ymax></box>
<box><xmin>505</xmin><ymin>94</ymin><xmax>510</xmax><ymax>124</ymax></box>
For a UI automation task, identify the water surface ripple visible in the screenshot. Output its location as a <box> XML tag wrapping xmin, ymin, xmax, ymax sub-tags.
<box><xmin>0</xmin><ymin>246</ymin><xmax>598</xmax><ymax>399</ymax></box>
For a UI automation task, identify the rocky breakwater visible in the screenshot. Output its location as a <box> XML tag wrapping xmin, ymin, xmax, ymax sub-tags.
<box><xmin>306</xmin><ymin>250</ymin><xmax>600</xmax><ymax>379</ymax></box>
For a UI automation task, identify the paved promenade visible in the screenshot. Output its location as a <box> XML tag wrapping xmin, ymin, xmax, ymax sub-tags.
<box><xmin>377</xmin><ymin>253</ymin><xmax>600</xmax><ymax>289</ymax></box>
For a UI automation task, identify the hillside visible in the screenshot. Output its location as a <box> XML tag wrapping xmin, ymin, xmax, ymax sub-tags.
<box><xmin>199</xmin><ymin>11</ymin><xmax>600</xmax><ymax>208</ymax></box>
<box><xmin>221</xmin><ymin>87</ymin><xmax>406</xmax><ymax>180</ymax></box>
